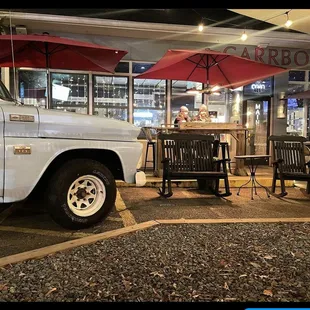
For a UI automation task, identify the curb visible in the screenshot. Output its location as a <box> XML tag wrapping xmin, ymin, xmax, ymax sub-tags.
<box><xmin>1</xmin><ymin>217</ymin><xmax>310</xmax><ymax>268</ymax></box>
<box><xmin>116</xmin><ymin>179</ymin><xmax>295</xmax><ymax>188</ymax></box>
<box><xmin>0</xmin><ymin>221</ymin><xmax>159</xmax><ymax>268</ymax></box>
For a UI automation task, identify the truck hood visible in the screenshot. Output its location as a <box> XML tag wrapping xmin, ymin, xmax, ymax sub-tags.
<box><xmin>38</xmin><ymin>108</ymin><xmax>141</xmax><ymax>141</ymax></box>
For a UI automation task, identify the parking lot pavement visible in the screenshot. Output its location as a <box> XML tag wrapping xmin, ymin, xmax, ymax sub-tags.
<box><xmin>0</xmin><ymin>194</ymin><xmax>124</xmax><ymax>258</ymax></box>
<box><xmin>1</xmin><ymin>186</ymin><xmax>310</xmax><ymax>258</ymax></box>
<box><xmin>118</xmin><ymin>186</ymin><xmax>310</xmax><ymax>224</ymax></box>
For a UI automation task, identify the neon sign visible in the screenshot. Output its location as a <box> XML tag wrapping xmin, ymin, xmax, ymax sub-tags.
<box><xmin>251</xmin><ymin>81</ymin><xmax>266</xmax><ymax>93</ymax></box>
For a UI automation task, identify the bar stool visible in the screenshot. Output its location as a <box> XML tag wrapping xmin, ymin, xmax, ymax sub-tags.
<box><xmin>142</xmin><ymin>127</ymin><xmax>156</xmax><ymax>172</ymax></box>
<box><xmin>219</xmin><ymin>142</ymin><xmax>232</xmax><ymax>174</ymax></box>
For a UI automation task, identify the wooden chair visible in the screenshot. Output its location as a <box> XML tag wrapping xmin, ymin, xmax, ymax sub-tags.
<box><xmin>268</xmin><ymin>135</ymin><xmax>310</xmax><ymax>196</ymax></box>
<box><xmin>158</xmin><ymin>133</ymin><xmax>231</xmax><ymax>198</ymax></box>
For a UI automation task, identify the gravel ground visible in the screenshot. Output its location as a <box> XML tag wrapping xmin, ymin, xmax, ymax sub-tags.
<box><xmin>1</xmin><ymin>222</ymin><xmax>310</xmax><ymax>302</ymax></box>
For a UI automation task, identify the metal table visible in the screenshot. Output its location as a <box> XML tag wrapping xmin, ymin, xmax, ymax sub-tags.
<box><xmin>234</xmin><ymin>154</ymin><xmax>271</xmax><ymax>200</ymax></box>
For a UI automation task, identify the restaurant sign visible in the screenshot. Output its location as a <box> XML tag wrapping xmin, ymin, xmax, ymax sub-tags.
<box><xmin>243</xmin><ymin>77</ymin><xmax>273</xmax><ymax>96</ymax></box>
<box><xmin>221</xmin><ymin>45</ymin><xmax>310</xmax><ymax>70</ymax></box>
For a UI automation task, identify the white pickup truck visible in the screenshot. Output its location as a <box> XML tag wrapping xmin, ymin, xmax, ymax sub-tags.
<box><xmin>0</xmin><ymin>80</ymin><xmax>145</xmax><ymax>229</ymax></box>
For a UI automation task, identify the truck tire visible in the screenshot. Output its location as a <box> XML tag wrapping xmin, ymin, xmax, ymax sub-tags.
<box><xmin>46</xmin><ymin>159</ymin><xmax>116</xmax><ymax>230</ymax></box>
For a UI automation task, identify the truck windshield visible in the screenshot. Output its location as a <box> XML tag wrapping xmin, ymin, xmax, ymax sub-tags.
<box><xmin>0</xmin><ymin>80</ymin><xmax>14</xmax><ymax>102</ymax></box>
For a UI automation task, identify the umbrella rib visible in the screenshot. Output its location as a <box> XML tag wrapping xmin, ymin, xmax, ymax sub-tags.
<box><xmin>209</xmin><ymin>54</ymin><xmax>232</xmax><ymax>88</ymax></box>
<box><xmin>28</xmin><ymin>42</ymin><xmax>46</xmax><ymax>55</ymax></box>
<box><xmin>49</xmin><ymin>45</ymin><xmax>68</xmax><ymax>55</ymax></box>
<box><xmin>186</xmin><ymin>54</ymin><xmax>205</xmax><ymax>81</ymax></box>
<box><xmin>187</xmin><ymin>58</ymin><xmax>206</xmax><ymax>69</ymax></box>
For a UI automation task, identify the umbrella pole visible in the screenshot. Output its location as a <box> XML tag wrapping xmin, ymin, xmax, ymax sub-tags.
<box><xmin>44</xmin><ymin>42</ymin><xmax>51</xmax><ymax>109</ymax></box>
<box><xmin>46</xmin><ymin>68</ymin><xmax>51</xmax><ymax>109</ymax></box>
<box><xmin>204</xmin><ymin>92</ymin><xmax>211</xmax><ymax>123</ymax></box>
<box><xmin>204</xmin><ymin>55</ymin><xmax>211</xmax><ymax>123</ymax></box>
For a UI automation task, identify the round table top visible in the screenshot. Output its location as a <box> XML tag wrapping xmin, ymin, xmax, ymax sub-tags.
<box><xmin>235</xmin><ymin>154</ymin><xmax>271</xmax><ymax>159</ymax></box>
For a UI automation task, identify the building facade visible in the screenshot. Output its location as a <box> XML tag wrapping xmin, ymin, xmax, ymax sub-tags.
<box><xmin>0</xmin><ymin>11</ymin><xmax>310</xmax><ymax>159</ymax></box>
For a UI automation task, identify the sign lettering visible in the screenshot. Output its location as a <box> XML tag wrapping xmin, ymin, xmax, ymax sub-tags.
<box><xmin>255</xmin><ymin>103</ymin><xmax>261</xmax><ymax>125</ymax></box>
<box><xmin>222</xmin><ymin>45</ymin><xmax>310</xmax><ymax>69</ymax></box>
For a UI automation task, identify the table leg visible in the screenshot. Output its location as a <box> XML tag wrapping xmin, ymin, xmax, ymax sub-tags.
<box><xmin>237</xmin><ymin>158</ymin><xmax>270</xmax><ymax>200</ymax></box>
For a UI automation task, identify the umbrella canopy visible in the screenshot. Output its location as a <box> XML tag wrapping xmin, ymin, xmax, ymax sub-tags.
<box><xmin>287</xmin><ymin>90</ymin><xmax>310</xmax><ymax>99</ymax></box>
<box><xmin>0</xmin><ymin>33</ymin><xmax>127</xmax><ymax>72</ymax></box>
<box><xmin>136</xmin><ymin>48</ymin><xmax>288</xmax><ymax>90</ymax></box>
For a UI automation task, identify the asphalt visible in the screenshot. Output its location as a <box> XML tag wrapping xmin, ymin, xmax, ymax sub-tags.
<box><xmin>0</xmin><ymin>184</ymin><xmax>310</xmax><ymax>259</ymax></box>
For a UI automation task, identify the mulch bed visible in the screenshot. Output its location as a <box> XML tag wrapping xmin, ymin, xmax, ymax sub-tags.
<box><xmin>0</xmin><ymin>222</ymin><xmax>310</xmax><ymax>302</ymax></box>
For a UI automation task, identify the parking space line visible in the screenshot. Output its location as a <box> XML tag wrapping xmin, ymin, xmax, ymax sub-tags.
<box><xmin>156</xmin><ymin>217</ymin><xmax>310</xmax><ymax>224</ymax></box>
<box><xmin>115</xmin><ymin>190</ymin><xmax>137</xmax><ymax>227</ymax></box>
<box><xmin>0</xmin><ymin>226</ymin><xmax>93</xmax><ymax>238</ymax></box>
<box><xmin>0</xmin><ymin>203</ymin><xmax>22</xmax><ymax>224</ymax></box>
<box><xmin>106</xmin><ymin>216</ymin><xmax>123</xmax><ymax>222</ymax></box>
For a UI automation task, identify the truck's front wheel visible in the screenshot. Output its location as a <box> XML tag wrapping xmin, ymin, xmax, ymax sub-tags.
<box><xmin>46</xmin><ymin>159</ymin><xmax>116</xmax><ymax>230</ymax></box>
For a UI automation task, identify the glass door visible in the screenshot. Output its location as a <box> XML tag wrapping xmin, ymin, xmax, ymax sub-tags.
<box><xmin>243</xmin><ymin>98</ymin><xmax>271</xmax><ymax>165</ymax></box>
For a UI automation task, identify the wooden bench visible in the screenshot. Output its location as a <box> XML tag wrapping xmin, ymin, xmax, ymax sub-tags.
<box><xmin>157</xmin><ymin>133</ymin><xmax>232</xmax><ymax>198</ymax></box>
<box><xmin>268</xmin><ymin>135</ymin><xmax>310</xmax><ymax>196</ymax></box>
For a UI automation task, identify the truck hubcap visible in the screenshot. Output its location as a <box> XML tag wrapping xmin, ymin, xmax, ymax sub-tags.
<box><xmin>67</xmin><ymin>175</ymin><xmax>106</xmax><ymax>217</ymax></box>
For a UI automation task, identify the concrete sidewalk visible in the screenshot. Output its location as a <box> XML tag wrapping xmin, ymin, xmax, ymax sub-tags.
<box><xmin>117</xmin><ymin>166</ymin><xmax>295</xmax><ymax>188</ymax></box>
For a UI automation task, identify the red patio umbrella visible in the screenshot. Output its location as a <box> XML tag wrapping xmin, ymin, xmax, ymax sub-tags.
<box><xmin>0</xmin><ymin>33</ymin><xmax>128</xmax><ymax>106</ymax></box>
<box><xmin>136</xmin><ymin>48</ymin><xmax>288</xmax><ymax>91</ymax></box>
<box><xmin>0</xmin><ymin>33</ymin><xmax>127</xmax><ymax>72</ymax></box>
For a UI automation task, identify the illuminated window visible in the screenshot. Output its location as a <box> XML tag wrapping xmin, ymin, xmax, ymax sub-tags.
<box><xmin>50</xmin><ymin>73</ymin><xmax>88</xmax><ymax>114</ymax></box>
<box><xmin>133</xmin><ymin>78</ymin><xmax>166</xmax><ymax>127</ymax></box>
<box><xmin>18</xmin><ymin>70</ymin><xmax>47</xmax><ymax>108</ymax></box>
<box><xmin>171</xmin><ymin>80</ymin><xmax>202</xmax><ymax>123</ymax></box>
<box><xmin>93</xmin><ymin>75</ymin><xmax>128</xmax><ymax>121</ymax></box>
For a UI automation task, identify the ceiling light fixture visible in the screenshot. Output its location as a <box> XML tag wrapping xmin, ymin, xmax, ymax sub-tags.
<box><xmin>241</xmin><ymin>30</ymin><xmax>248</xmax><ymax>41</ymax></box>
<box><xmin>186</xmin><ymin>87</ymin><xmax>200</xmax><ymax>94</ymax></box>
<box><xmin>186</xmin><ymin>84</ymin><xmax>221</xmax><ymax>95</ymax></box>
<box><xmin>285</xmin><ymin>10</ymin><xmax>293</xmax><ymax>28</ymax></box>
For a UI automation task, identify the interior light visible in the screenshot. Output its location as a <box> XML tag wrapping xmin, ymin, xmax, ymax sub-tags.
<box><xmin>186</xmin><ymin>87</ymin><xmax>200</xmax><ymax>94</ymax></box>
<box><xmin>198</xmin><ymin>24</ymin><xmax>204</xmax><ymax>32</ymax></box>
<box><xmin>212</xmin><ymin>91</ymin><xmax>221</xmax><ymax>96</ymax></box>
<box><xmin>211</xmin><ymin>85</ymin><xmax>220</xmax><ymax>92</ymax></box>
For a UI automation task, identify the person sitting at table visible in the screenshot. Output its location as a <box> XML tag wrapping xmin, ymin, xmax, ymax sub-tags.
<box><xmin>174</xmin><ymin>106</ymin><xmax>191</xmax><ymax>126</ymax></box>
<box><xmin>194</xmin><ymin>104</ymin><xmax>209</xmax><ymax>122</ymax></box>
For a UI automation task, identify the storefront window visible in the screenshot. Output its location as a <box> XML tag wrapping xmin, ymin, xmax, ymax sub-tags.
<box><xmin>208</xmin><ymin>91</ymin><xmax>228</xmax><ymax>123</ymax></box>
<box><xmin>171</xmin><ymin>80</ymin><xmax>202</xmax><ymax>123</ymax></box>
<box><xmin>115</xmin><ymin>61</ymin><xmax>130</xmax><ymax>73</ymax></box>
<box><xmin>93</xmin><ymin>75</ymin><xmax>128</xmax><ymax>121</ymax></box>
<box><xmin>287</xmin><ymin>98</ymin><xmax>304</xmax><ymax>136</ymax></box>
<box><xmin>289</xmin><ymin>70</ymin><xmax>306</xmax><ymax>82</ymax></box>
<box><xmin>287</xmin><ymin>81</ymin><xmax>307</xmax><ymax>136</ymax></box>
<box><xmin>245</xmin><ymin>99</ymin><xmax>270</xmax><ymax>156</ymax></box>
<box><xmin>132</xmin><ymin>63</ymin><xmax>154</xmax><ymax>74</ymax></box>
<box><xmin>133</xmin><ymin>78</ymin><xmax>166</xmax><ymax>127</ymax></box>
<box><xmin>50</xmin><ymin>72</ymin><xmax>88</xmax><ymax>114</ymax></box>
<box><xmin>18</xmin><ymin>70</ymin><xmax>47</xmax><ymax>108</ymax></box>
